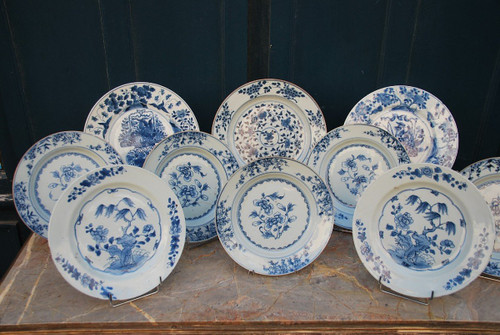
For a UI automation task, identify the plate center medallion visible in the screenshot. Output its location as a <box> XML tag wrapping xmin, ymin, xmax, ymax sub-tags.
<box><xmin>35</xmin><ymin>153</ymin><xmax>100</xmax><ymax>218</ymax></box>
<box><xmin>378</xmin><ymin>187</ymin><xmax>466</xmax><ymax>271</ymax></box>
<box><xmin>328</xmin><ymin>144</ymin><xmax>390</xmax><ymax>208</ymax></box>
<box><xmin>109</xmin><ymin>107</ymin><xmax>174</xmax><ymax>166</ymax></box>
<box><xmin>233</xmin><ymin>102</ymin><xmax>305</xmax><ymax>162</ymax></box>
<box><xmin>372</xmin><ymin>110</ymin><xmax>432</xmax><ymax>163</ymax></box>
<box><xmin>160</xmin><ymin>154</ymin><xmax>220</xmax><ymax>221</ymax></box>
<box><xmin>238</xmin><ymin>179</ymin><xmax>310</xmax><ymax>250</ymax></box>
<box><xmin>75</xmin><ymin>188</ymin><xmax>161</xmax><ymax>275</ymax></box>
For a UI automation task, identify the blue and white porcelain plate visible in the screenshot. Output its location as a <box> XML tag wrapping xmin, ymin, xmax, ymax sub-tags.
<box><xmin>353</xmin><ymin>163</ymin><xmax>494</xmax><ymax>298</ymax></box>
<box><xmin>307</xmin><ymin>124</ymin><xmax>410</xmax><ymax>230</ymax></box>
<box><xmin>12</xmin><ymin>131</ymin><xmax>123</xmax><ymax>238</ymax></box>
<box><xmin>84</xmin><ymin>82</ymin><xmax>199</xmax><ymax>167</ymax></box>
<box><xmin>212</xmin><ymin>79</ymin><xmax>327</xmax><ymax>165</ymax></box>
<box><xmin>143</xmin><ymin>131</ymin><xmax>239</xmax><ymax>243</ymax></box>
<box><xmin>345</xmin><ymin>86</ymin><xmax>458</xmax><ymax>168</ymax></box>
<box><xmin>48</xmin><ymin>165</ymin><xmax>186</xmax><ymax>300</ymax></box>
<box><xmin>216</xmin><ymin>157</ymin><xmax>334</xmax><ymax>276</ymax></box>
<box><xmin>461</xmin><ymin>157</ymin><xmax>500</xmax><ymax>278</ymax></box>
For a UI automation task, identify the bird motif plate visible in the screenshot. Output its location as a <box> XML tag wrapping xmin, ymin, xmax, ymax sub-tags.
<box><xmin>143</xmin><ymin>131</ymin><xmax>239</xmax><ymax>242</ymax></box>
<box><xmin>461</xmin><ymin>157</ymin><xmax>500</xmax><ymax>278</ymax></box>
<box><xmin>12</xmin><ymin>131</ymin><xmax>123</xmax><ymax>238</ymax></box>
<box><xmin>216</xmin><ymin>157</ymin><xmax>334</xmax><ymax>276</ymax></box>
<box><xmin>49</xmin><ymin>165</ymin><xmax>186</xmax><ymax>300</ymax></box>
<box><xmin>353</xmin><ymin>163</ymin><xmax>494</xmax><ymax>298</ymax></box>
<box><xmin>307</xmin><ymin>124</ymin><xmax>410</xmax><ymax>230</ymax></box>
<box><xmin>212</xmin><ymin>79</ymin><xmax>327</xmax><ymax>165</ymax></box>
<box><xmin>84</xmin><ymin>82</ymin><xmax>199</xmax><ymax>167</ymax></box>
<box><xmin>345</xmin><ymin>85</ymin><xmax>458</xmax><ymax>167</ymax></box>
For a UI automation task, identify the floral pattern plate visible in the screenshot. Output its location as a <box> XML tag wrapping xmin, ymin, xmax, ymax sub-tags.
<box><xmin>212</xmin><ymin>79</ymin><xmax>327</xmax><ymax>165</ymax></box>
<box><xmin>307</xmin><ymin>124</ymin><xmax>410</xmax><ymax>230</ymax></box>
<box><xmin>84</xmin><ymin>82</ymin><xmax>199</xmax><ymax>167</ymax></box>
<box><xmin>48</xmin><ymin>165</ymin><xmax>186</xmax><ymax>300</ymax></box>
<box><xmin>353</xmin><ymin>163</ymin><xmax>494</xmax><ymax>298</ymax></box>
<box><xmin>216</xmin><ymin>157</ymin><xmax>334</xmax><ymax>276</ymax></box>
<box><xmin>12</xmin><ymin>131</ymin><xmax>123</xmax><ymax>238</ymax></box>
<box><xmin>461</xmin><ymin>157</ymin><xmax>500</xmax><ymax>278</ymax></box>
<box><xmin>143</xmin><ymin>131</ymin><xmax>239</xmax><ymax>243</ymax></box>
<box><xmin>344</xmin><ymin>85</ymin><xmax>458</xmax><ymax>167</ymax></box>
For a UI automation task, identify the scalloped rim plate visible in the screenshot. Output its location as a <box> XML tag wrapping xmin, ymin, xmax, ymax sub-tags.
<box><xmin>460</xmin><ymin>157</ymin><xmax>500</xmax><ymax>278</ymax></box>
<box><xmin>48</xmin><ymin>165</ymin><xmax>186</xmax><ymax>300</ymax></box>
<box><xmin>84</xmin><ymin>82</ymin><xmax>199</xmax><ymax>166</ymax></box>
<box><xmin>353</xmin><ymin>163</ymin><xmax>494</xmax><ymax>298</ymax></box>
<box><xmin>143</xmin><ymin>131</ymin><xmax>239</xmax><ymax>243</ymax></box>
<box><xmin>212</xmin><ymin>79</ymin><xmax>327</xmax><ymax>165</ymax></box>
<box><xmin>307</xmin><ymin>124</ymin><xmax>410</xmax><ymax>230</ymax></box>
<box><xmin>12</xmin><ymin>131</ymin><xmax>123</xmax><ymax>238</ymax></box>
<box><xmin>216</xmin><ymin>157</ymin><xmax>334</xmax><ymax>276</ymax></box>
<box><xmin>345</xmin><ymin>85</ymin><xmax>458</xmax><ymax>167</ymax></box>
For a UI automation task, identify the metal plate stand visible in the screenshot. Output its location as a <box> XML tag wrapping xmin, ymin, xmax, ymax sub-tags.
<box><xmin>378</xmin><ymin>277</ymin><xmax>434</xmax><ymax>306</ymax></box>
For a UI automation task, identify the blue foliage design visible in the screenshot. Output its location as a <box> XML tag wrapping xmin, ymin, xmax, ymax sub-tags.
<box><xmin>168</xmin><ymin>163</ymin><xmax>210</xmax><ymax>208</ymax></box>
<box><xmin>24</xmin><ymin>132</ymin><xmax>82</xmax><ymax>176</ymax></box>
<box><xmin>444</xmin><ymin>228</ymin><xmax>490</xmax><ymax>290</ymax></box>
<box><xmin>67</xmin><ymin>166</ymin><xmax>126</xmax><ymax>202</ymax></box>
<box><xmin>461</xmin><ymin>158</ymin><xmax>500</xmax><ymax>180</ymax></box>
<box><xmin>383</xmin><ymin>192</ymin><xmax>463</xmax><ymax>269</ymax></box>
<box><xmin>13</xmin><ymin>181</ymin><xmax>45</xmax><ymax>236</ymax></box>
<box><xmin>167</xmin><ymin>197</ymin><xmax>183</xmax><ymax>267</ymax></box>
<box><xmin>263</xmin><ymin>244</ymin><xmax>311</xmax><ymax>275</ymax></box>
<box><xmin>54</xmin><ymin>255</ymin><xmax>115</xmax><ymax>299</ymax></box>
<box><xmin>338</xmin><ymin>154</ymin><xmax>378</xmax><ymax>196</ymax></box>
<box><xmin>86</xmin><ymin>83</ymin><xmax>198</xmax><ymax>145</ymax></box>
<box><xmin>236</xmin><ymin>157</ymin><xmax>289</xmax><ymax>189</ymax></box>
<box><xmin>351</xmin><ymin>86</ymin><xmax>430</xmax><ymax>121</ymax></box>
<box><xmin>309</xmin><ymin>128</ymin><xmax>349</xmax><ymax>166</ymax></box>
<box><xmin>118</xmin><ymin>110</ymin><xmax>167</xmax><ymax>166</ymax></box>
<box><xmin>295</xmin><ymin>173</ymin><xmax>333</xmax><ymax>217</ymax></box>
<box><xmin>250</xmin><ymin>192</ymin><xmax>297</xmax><ymax>240</ymax></box>
<box><xmin>81</xmin><ymin>196</ymin><xmax>156</xmax><ymax>273</ymax></box>
<box><xmin>393</xmin><ymin>166</ymin><xmax>468</xmax><ymax>190</ymax></box>
<box><xmin>216</xmin><ymin>199</ymin><xmax>242</xmax><ymax>252</ymax></box>
<box><xmin>48</xmin><ymin>163</ymin><xmax>87</xmax><ymax>200</ymax></box>
<box><xmin>362</xmin><ymin>128</ymin><xmax>411</xmax><ymax>164</ymax></box>
<box><xmin>355</xmin><ymin>219</ymin><xmax>392</xmax><ymax>283</ymax></box>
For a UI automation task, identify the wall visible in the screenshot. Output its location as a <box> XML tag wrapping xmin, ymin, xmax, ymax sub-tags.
<box><xmin>1</xmin><ymin>0</ymin><xmax>499</xmax><ymax>179</ymax></box>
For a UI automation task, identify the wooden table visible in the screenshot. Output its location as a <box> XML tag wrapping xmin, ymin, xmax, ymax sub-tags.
<box><xmin>0</xmin><ymin>231</ymin><xmax>499</xmax><ymax>334</ymax></box>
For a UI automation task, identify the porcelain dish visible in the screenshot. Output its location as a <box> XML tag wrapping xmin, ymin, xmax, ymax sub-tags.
<box><xmin>460</xmin><ymin>157</ymin><xmax>500</xmax><ymax>277</ymax></box>
<box><xmin>307</xmin><ymin>124</ymin><xmax>410</xmax><ymax>230</ymax></box>
<box><xmin>216</xmin><ymin>157</ymin><xmax>334</xmax><ymax>276</ymax></box>
<box><xmin>353</xmin><ymin>163</ymin><xmax>494</xmax><ymax>298</ymax></box>
<box><xmin>84</xmin><ymin>82</ymin><xmax>199</xmax><ymax>167</ymax></box>
<box><xmin>345</xmin><ymin>85</ymin><xmax>458</xmax><ymax>168</ymax></box>
<box><xmin>48</xmin><ymin>165</ymin><xmax>186</xmax><ymax>300</ymax></box>
<box><xmin>212</xmin><ymin>79</ymin><xmax>327</xmax><ymax>165</ymax></box>
<box><xmin>12</xmin><ymin>131</ymin><xmax>123</xmax><ymax>238</ymax></box>
<box><xmin>143</xmin><ymin>131</ymin><xmax>239</xmax><ymax>242</ymax></box>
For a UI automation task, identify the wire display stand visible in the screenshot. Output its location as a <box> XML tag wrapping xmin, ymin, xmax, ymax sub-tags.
<box><xmin>480</xmin><ymin>272</ymin><xmax>500</xmax><ymax>283</ymax></box>
<box><xmin>108</xmin><ymin>277</ymin><xmax>163</xmax><ymax>308</ymax></box>
<box><xmin>378</xmin><ymin>277</ymin><xmax>434</xmax><ymax>306</ymax></box>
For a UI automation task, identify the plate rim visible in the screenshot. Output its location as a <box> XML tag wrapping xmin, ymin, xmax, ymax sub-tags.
<box><xmin>143</xmin><ymin>130</ymin><xmax>240</xmax><ymax>243</ymax></box>
<box><xmin>211</xmin><ymin>78</ymin><xmax>327</xmax><ymax>165</ymax></box>
<box><xmin>344</xmin><ymin>85</ymin><xmax>459</xmax><ymax>168</ymax></box>
<box><xmin>48</xmin><ymin>164</ymin><xmax>186</xmax><ymax>300</ymax></box>
<box><xmin>307</xmin><ymin>124</ymin><xmax>411</xmax><ymax>230</ymax></box>
<box><xmin>12</xmin><ymin>130</ymin><xmax>123</xmax><ymax>238</ymax></box>
<box><xmin>215</xmin><ymin>156</ymin><xmax>334</xmax><ymax>276</ymax></box>
<box><xmin>460</xmin><ymin>157</ymin><xmax>500</xmax><ymax>278</ymax></box>
<box><xmin>83</xmin><ymin>81</ymin><xmax>199</xmax><ymax>166</ymax></box>
<box><xmin>352</xmin><ymin>163</ymin><xmax>494</xmax><ymax>298</ymax></box>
